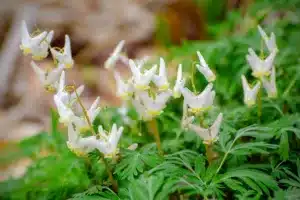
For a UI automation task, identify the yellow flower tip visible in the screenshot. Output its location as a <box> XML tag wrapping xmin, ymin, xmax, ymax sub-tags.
<box><xmin>208</xmin><ymin>75</ymin><xmax>216</xmax><ymax>82</ymax></box>
<box><xmin>104</xmin><ymin>149</ymin><xmax>119</xmax><ymax>159</ymax></box>
<box><xmin>20</xmin><ymin>46</ymin><xmax>31</xmax><ymax>55</ymax></box>
<box><xmin>135</xmin><ymin>84</ymin><xmax>149</xmax><ymax>90</ymax></box>
<box><xmin>252</xmin><ymin>70</ymin><xmax>270</xmax><ymax>79</ymax></box>
<box><xmin>158</xmin><ymin>84</ymin><xmax>169</xmax><ymax>91</ymax></box>
<box><xmin>245</xmin><ymin>100</ymin><xmax>255</xmax><ymax>107</ymax></box>
<box><xmin>67</xmin><ymin>143</ymin><xmax>87</xmax><ymax>157</ymax></box>
<box><xmin>147</xmin><ymin>109</ymin><xmax>161</xmax><ymax>117</ymax></box>
<box><xmin>79</xmin><ymin>126</ymin><xmax>91</xmax><ymax>134</ymax></box>
<box><xmin>173</xmin><ymin>92</ymin><xmax>181</xmax><ymax>99</ymax></box>
<box><xmin>120</xmin><ymin>92</ymin><xmax>132</xmax><ymax>100</ymax></box>
<box><xmin>64</xmin><ymin>62</ymin><xmax>73</xmax><ymax>69</ymax></box>
<box><xmin>188</xmin><ymin>106</ymin><xmax>211</xmax><ymax>114</ymax></box>
<box><xmin>32</xmin><ymin>55</ymin><xmax>46</xmax><ymax>61</ymax></box>
<box><xmin>45</xmin><ymin>85</ymin><xmax>57</xmax><ymax>93</ymax></box>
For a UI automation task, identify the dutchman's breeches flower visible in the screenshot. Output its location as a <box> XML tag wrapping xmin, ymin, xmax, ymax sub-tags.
<box><xmin>196</xmin><ymin>51</ymin><xmax>216</xmax><ymax>82</ymax></box>
<box><xmin>20</xmin><ymin>20</ymin><xmax>53</xmax><ymax>60</ymax></box>
<box><xmin>258</xmin><ymin>25</ymin><xmax>278</xmax><ymax>53</ymax></box>
<box><xmin>97</xmin><ymin>124</ymin><xmax>124</xmax><ymax>158</ymax></box>
<box><xmin>262</xmin><ymin>67</ymin><xmax>277</xmax><ymax>98</ymax></box>
<box><xmin>129</xmin><ymin>59</ymin><xmax>157</xmax><ymax>91</ymax></box>
<box><xmin>246</xmin><ymin>48</ymin><xmax>276</xmax><ymax>79</ymax></box>
<box><xmin>31</xmin><ymin>61</ymin><xmax>64</xmax><ymax>92</ymax></box>
<box><xmin>114</xmin><ymin>70</ymin><xmax>134</xmax><ymax>101</ymax></box>
<box><xmin>188</xmin><ymin>113</ymin><xmax>223</xmax><ymax>144</ymax></box>
<box><xmin>104</xmin><ymin>40</ymin><xmax>125</xmax><ymax>70</ymax></box>
<box><xmin>181</xmin><ymin>84</ymin><xmax>215</xmax><ymax>114</ymax></box>
<box><xmin>50</xmin><ymin>35</ymin><xmax>74</xmax><ymax>68</ymax></box>
<box><xmin>152</xmin><ymin>58</ymin><xmax>170</xmax><ymax>91</ymax></box>
<box><xmin>241</xmin><ymin>75</ymin><xmax>261</xmax><ymax>107</ymax></box>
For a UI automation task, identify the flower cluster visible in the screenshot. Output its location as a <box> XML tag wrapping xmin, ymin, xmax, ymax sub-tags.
<box><xmin>105</xmin><ymin>42</ymin><xmax>223</xmax><ymax>144</ymax></box>
<box><xmin>242</xmin><ymin>26</ymin><xmax>278</xmax><ymax>106</ymax></box>
<box><xmin>21</xmin><ymin>21</ymin><xmax>126</xmax><ymax>158</ymax></box>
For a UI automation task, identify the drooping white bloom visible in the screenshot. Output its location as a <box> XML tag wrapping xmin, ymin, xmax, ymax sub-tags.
<box><xmin>246</xmin><ymin>48</ymin><xmax>276</xmax><ymax>78</ymax></box>
<box><xmin>262</xmin><ymin>67</ymin><xmax>277</xmax><ymax>98</ymax></box>
<box><xmin>181</xmin><ymin>101</ymin><xmax>195</xmax><ymax>129</ymax></box>
<box><xmin>97</xmin><ymin>124</ymin><xmax>124</xmax><ymax>157</ymax></box>
<box><xmin>258</xmin><ymin>25</ymin><xmax>278</xmax><ymax>53</ymax></box>
<box><xmin>132</xmin><ymin>96</ymin><xmax>151</xmax><ymax>121</ymax></box>
<box><xmin>20</xmin><ymin>21</ymin><xmax>53</xmax><ymax>60</ymax></box>
<box><xmin>114</xmin><ymin>70</ymin><xmax>134</xmax><ymax>100</ymax></box>
<box><xmin>55</xmin><ymin>71</ymin><xmax>84</xmax><ymax>106</ymax></box>
<box><xmin>181</xmin><ymin>84</ymin><xmax>215</xmax><ymax>114</ymax></box>
<box><xmin>67</xmin><ymin>121</ymin><xmax>100</xmax><ymax>156</ymax></box>
<box><xmin>139</xmin><ymin>90</ymin><xmax>172</xmax><ymax>118</ymax></box>
<box><xmin>152</xmin><ymin>58</ymin><xmax>169</xmax><ymax>90</ymax></box>
<box><xmin>104</xmin><ymin>40</ymin><xmax>125</xmax><ymax>69</ymax></box>
<box><xmin>241</xmin><ymin>75</ymin><xmax>261</xmax><ymax>106</ymax></box>
<box><xmin>188</xmin><ymin>113</ymin><xmax>223</xmax><ymax>144</ymax></box>
<box><xmin>196</xmin><ymin>51</ymin><xmax>216</xmax><ymax>82</ymax></box>
<box><xmin>50</xmin><ymin>35</ymin><xmax>74</xmax><ymax>68</ymax></box>
<box><xmin>72</xmin><ymin>97</ymin><xmax>101</xmax><ymax>133</ymax></box>
<box><xmin>31</xmin><ymin>61</ymin><xmax>64</xmax><ymax>92</ymax></box>
<box><xmin>54</xmin><ymin>95</ymin><xmax>75</xmax><ymax>125</ymax></box>
<box><xmin>129</xmin><ymin>59</ymin><xmax>157</xmax><ymax>90</ymax></box>
<box><xmin>173</xmin><ymin>64</ymin><xmax>185</xmax><ymax>98</ymax></box>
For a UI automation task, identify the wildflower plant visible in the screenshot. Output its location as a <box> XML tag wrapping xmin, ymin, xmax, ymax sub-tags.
<box><xmin>2</xmin><ymin>3</ymin><xmax>300</xmax><ymax>199</ymax></box>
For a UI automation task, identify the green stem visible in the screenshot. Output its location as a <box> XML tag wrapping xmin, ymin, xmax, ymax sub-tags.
<box><xmin>257</xmin><ymin>81</ymin><xmax>262</xmax><ymax>123</ymax></box>
<box><xmin>282</xmin><ymin>73</ymin><xmax>298</xmax><ymax>97</ymax></box>
<box><xmin>147</xmin><ymin>119</ymin><xmax>163</xmax><ymax>155</ymax></box>
<box><xmin>74</xmin><ymin>86</ymin><xmax>118</xmax><ymax>191</ymax></box>
<box><xmin>215</xmin><ymin>136</ymin><xmax>238</xmax><ymax>174</ymax></box>
<box><xmin>101</xmin><ymin>155</ymin><xmax>118</xmax><ymax>192</ymax></box>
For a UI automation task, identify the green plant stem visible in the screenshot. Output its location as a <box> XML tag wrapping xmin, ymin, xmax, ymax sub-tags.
<box><xmin>74</xmin><ymin>86</ymin><xmax>118</xmax><ymax>192</ymax></box>
<box><xmin>257</xmin><ymin>81</ymin><xmax>262</xmax><ymax>123</ymax></box>
<box><xmin>215</xmin><ymin>135</ymin><xmax>239</xmax><ymax>174</ymax></box>
<box><xmin>282</xmin><ymin>73</ymin><xmax>298</xmax><ymax>97</ymax></box>
<box><xmin>101</xmin><ymin>155</ymin><xmax>118</xmax><ymax>193</ymax></box>
<box><xmin>147</xmin><ymin>119</ymin><xmax>163</xmax><ymax>155</ymax></box>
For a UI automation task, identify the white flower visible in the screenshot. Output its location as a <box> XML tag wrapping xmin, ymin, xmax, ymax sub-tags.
<box><xmin>188</xmin><ymin>113</ymin><xmax>223</xmax><ymax>144</ymax></box>
<box><xmin>54</xmin><ymin>95</ymin><xmax>75</xmax><ymax>125</ymax></box>
<box><xmin>31</xmin><ymin>61</ymin><xmax>64</xmax><ymax>92</ymax></box>
<box><xmin>246</xmin><ymin>48</ymin><xmax>276</xmax><ymax>78</ymax></box>
<box><xmin>118</xmin><ymin>105</ymin><xmax>132</xmax><ymax>125</ymax></box>
<box><xmin>181</xmin><ymin>101</ymin><xmax>195</xmax><ymax>129</ymax></box>
<box><xmin>97</xmin><ymin>124</ymin><xmax>124</xmax><ymax>157</ymax></box>
<box><xmin>173</xmin><ymin>64</ymin><xmax>185</xmax><ymax>98</ymax></box>
<box><xmin>129</xmin><ymin>59</ymin><xmax>157</xmax><ymax>90</ymax></box>
<box><xmin>258</xmin><ymin>25</ymin><xmax>278</xmax><ymax>53</ymax></box>
<box><xmin>241</xmin><ymin>75</ymin><xmax>261</xmax><ymax>107</ymax></box>
<box><xmin>196</xmin><ymin>51</ymin><xmax>216</xmax><ymax>82</ymax></box>
<box><xmin>72</xmin><ymin>97</ymin><xmax>101</xmax><ymax>133</ymax></box>
<box><xmin>67</xmin><ymin>121</ymin><xmax>100</xmax><ymax>156</ymax></box>
<box><xmin>262</xmin><ymin>67</ymin><xmax>277</xmax><ymax>98</ymax></box>
<box><xmin>181</xmin><ymin>84</ymin><xmax>215</xmax><ymax>114</ymax></box>
<box><xmin>139</xmin><ymin>90</ymin><xmax>172</xmax><ymax>118</ymax></box>
<box><xmin>152</xmin><ymin>58</ymin><xmax>169</xmax><ymax>90</ymax></box>
<box><xmin>114</xmin><ymin>70</ymin><xmax>134</xmax><ymax>100</ymax></box>
<box><xmin>104</xmin><ymin>40</ymin><xmax>125</xmax><ymax>69</ymax></box>
<box><xmin>55</xmin><ymin>71</ymin><xmax>84</xmax><ymax>106</ymax></box>
<box><xmin>50</xmin><ymin>35</ymin><xmax>74</xmax><ymax>68</ymax></box>
<box><xmin>132</xmin><ymin>96</ymin><xmax>151</xmax><ymax>121</ymax></box>
<box><xmin>20</xmin><ymin>21</ymin><xmax>53</xmax><ymax>60</ymax></box>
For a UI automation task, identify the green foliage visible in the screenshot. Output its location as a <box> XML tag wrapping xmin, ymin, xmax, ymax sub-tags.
<box><xmin>1</xmin><ymin>1</ymin><xmax>300</xmax><ymax>199</ymax></box>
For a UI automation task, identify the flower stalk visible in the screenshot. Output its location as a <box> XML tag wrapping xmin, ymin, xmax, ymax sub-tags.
<box><xmin>147</xmin><ymin>118</ymin><xmax>163</xmax><ymax>155</ymax></box>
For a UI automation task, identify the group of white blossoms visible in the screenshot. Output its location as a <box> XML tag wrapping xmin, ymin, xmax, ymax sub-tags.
<box><xmin>20</xmin><ymin>20</ymin><xmax>276</xmax><ymax>157</ymax></box>
<box><xmin>242</xmin><ymin>26</ymin><xmax>278</xmax><ymax>106</ymax></box>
